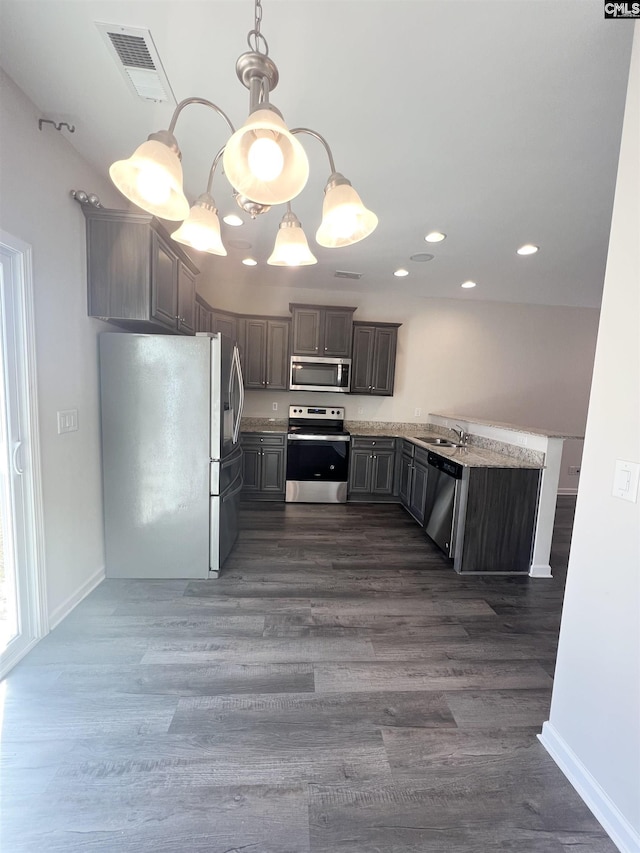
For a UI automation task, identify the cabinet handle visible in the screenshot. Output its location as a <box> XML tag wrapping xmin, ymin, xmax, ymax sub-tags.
<box><xmin>368</xmin><ymin>385</ymin><xmax>372</xmax><ymax>390</ymax></box>
<box><xmin>372</xmin><ymin>441</ymin><xmax>376</xmax><ymax>445</ymax></box>
<box><xmin>372</xmin><ymin>455</ymin><xmax>377</xmax><ymax>459</ymax></box>
<box><xmin>266</xmin><ymin>381</ymin><xmax>270</xmax><ymax>385</ymax></box>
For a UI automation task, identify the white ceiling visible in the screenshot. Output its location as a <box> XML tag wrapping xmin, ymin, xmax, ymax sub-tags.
<box><xmin>0</xmin><ymin>1</ymin><xmax>634</xmax><ymax>308</ymax></box>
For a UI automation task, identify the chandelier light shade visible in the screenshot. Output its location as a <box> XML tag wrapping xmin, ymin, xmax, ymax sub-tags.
<box><xmin>223</xmin><ymin>108</ymin><xmax>309</xmax><ymax>206</ymax></box>
<box><xmin>267</xmin><ymin>208</ymin><xmax>317</xmax><ymax>266</ymax></box>
<box><xmin>316</xmin><ymin>173</ymin><xmax>378</xmax><ymax>248</ymax></box>
<box><xmin>171</xmin><ymin>193</ymin><xmax>227</xmax><ymax>255</ymax></box>
<box><xmin>109</xmin><ymin>135</ymin><xmax>190</xmax><ymax>221</ymax></box>
<box><xmin>108</xmin><ymin>0</ymin><xmax>377</xmax><ymax>265</ymax></box>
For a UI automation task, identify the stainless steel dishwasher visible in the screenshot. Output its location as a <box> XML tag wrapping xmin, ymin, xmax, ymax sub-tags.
<box><xmin>423</xmin><ymin>451</ymin><xmax>464</xmax><ymax>557</ymax></box>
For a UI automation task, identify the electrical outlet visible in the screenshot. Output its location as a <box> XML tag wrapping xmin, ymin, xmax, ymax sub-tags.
<box><xmin>357</xmin><ymin>407</ymin><xmax>364</xmax><ymax>415</ymax></box>
<box><xmin>57</xmin><ymin>409</ymin><xmax>78</xmax><ymax>434</ymax></box>
<box><xmin>272</xmin><ymin>402</ymin><xmax>278</xmax><ymax>411</ymax></box>
<box><xmin>568</xmin><ymin>465</ymin><xmax>581</xmax><ymax>475</ymax></box>
<box><xmin>414</xmin><ymin>407</ymin><xmax>422</xmax><ymax>418</ymax></box>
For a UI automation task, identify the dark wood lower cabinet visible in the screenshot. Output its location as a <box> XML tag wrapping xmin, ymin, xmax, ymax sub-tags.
<box><xmin>241</xmin><ymin>433</ymin><xmax>286</xmax><ymax>500</ymax></box>
<box><xmin>348</xmin><ymin>437</ymin><xmax>397</xmax><ymax>501</ymax></box>
<box><xmin>399</xmin><ymin>442</ymin><xmax>429</xmax><ymax>524</ymax></box>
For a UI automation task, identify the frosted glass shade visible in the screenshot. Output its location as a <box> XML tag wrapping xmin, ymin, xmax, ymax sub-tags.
<box><xmin>268</xmin><ymin>215</ymin><xmax>317</xmax><ymax>267</ymax></box>
<box><xmin>109</xmin><ymin>138</ymin><xmax>190</xmax><ymax>221</ymax></box>
<box><xmin>315</xmin><ymin>180</ymin><xmax>378</xmax><ymax>248</ymax></box>
<box><xmin>223</xmin><ymin>109</ymin><xmax>309</xmax><ymax>206</ymax></box>
<box><xmin>171</xmin><ymin>197</ymin><xmax>227</xmax><ymax>256</ymax></box>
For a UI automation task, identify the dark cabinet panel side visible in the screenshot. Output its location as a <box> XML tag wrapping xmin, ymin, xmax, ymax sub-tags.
<box><xmin>86</xmin><ymin>218</ymin><xmax>151</xmax><ymax>319</ymax></box>
<box><xmin>460</xmin><ymin>468</ymin><xmax>540</xmax><ymax>573</ymax></box>
<box><xmin>151</xmin><ymin>234</ymin><xmax>178</xmax><ymax>329</ymax></box>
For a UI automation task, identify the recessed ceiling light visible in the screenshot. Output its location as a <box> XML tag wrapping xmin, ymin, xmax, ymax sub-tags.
<box><xmin>425</xmin><ymin>231</ymin><xmax>446</xmax><ymax>243</ymax></box>
<box><xmin>409</xmin><ymin>252</ymin><xmax>434</xmax><ymax>262</ymax></box>
<box><xmin>517</xmin><ymin>244</ymin><xmax>539</xmax><ymax>255</ymax></box>
<box><xmin>223</xmin><ymin>214</ymin><xmax>244</xmax><ymax>227</ymax></box>
<box><xmin>461</xmin><ymin>280</ymin><xmax>476</xmax><ymax>289</ymax></box>
<box><xmin>242</xmin><ymin>257</ymin><xmax>258</xmax><ymax>266</ymax></box>
<box><xmin>394</xmin><ymin>268</ymin><xmax>409</xmax><ymax>277</ymax></box>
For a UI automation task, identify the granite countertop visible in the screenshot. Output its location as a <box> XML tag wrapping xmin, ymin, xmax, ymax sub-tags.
<box><xmin>431</xmin><ymin>412</ymin><xmax>583</xmax><ymax>441</ymax></box>
<box><xmin>349</xmin><ymin>426</ymin><xmax>543</xmax><ymax>469</ymax></box>
<box><xmin>240</xmin><ymin>418</ymin><xmax>543</xmax><ymax>469</ymax></box>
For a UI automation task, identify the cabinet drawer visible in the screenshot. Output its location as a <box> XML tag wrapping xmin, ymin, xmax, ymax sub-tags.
<box><xmin>401</xmin><ymin>440</ymin><xmax>415</xmax><ymax>457</ymax></box>
<box><xmin>414</xmin><ymin>446</ymin><xmax>430</xmax><ymax>467</ymax></box>
<box><xmin>352</xmin><ymin>436</ymin><xmax>396</xmax><ymax>450</ymax></box>
<box><xmin>241</xmin><ymin>432</ymin><xmax>286</xmax><ymax>447</ymax></box>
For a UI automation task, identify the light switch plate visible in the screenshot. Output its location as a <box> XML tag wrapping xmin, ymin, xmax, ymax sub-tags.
<box><xmin>57</xmin><ymin>409</ymin><xmax>78</xmax><ymax>434</ymax></box>
<box><xmin>612</xmin><ymin>459</ymin><xmax>639</xmax><ymax>503</ymax></box>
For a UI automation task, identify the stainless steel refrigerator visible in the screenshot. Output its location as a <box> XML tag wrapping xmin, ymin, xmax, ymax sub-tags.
<box><xmin>99</xmin><ymin>332</ymin><xmax>244</xmax><ymax>578</ymax></box>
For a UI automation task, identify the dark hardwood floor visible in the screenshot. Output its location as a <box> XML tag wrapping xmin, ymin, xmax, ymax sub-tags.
<box><xmin>1</xmin><ymin>496</ymin><xmax>617</xmax><ymax>852</ymax></box>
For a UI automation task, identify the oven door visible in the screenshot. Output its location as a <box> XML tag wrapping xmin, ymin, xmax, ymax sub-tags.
<box><xmin>285</xmin><ymin>434</ymin><xmax>350</xmax><ymax>503</ymax></box>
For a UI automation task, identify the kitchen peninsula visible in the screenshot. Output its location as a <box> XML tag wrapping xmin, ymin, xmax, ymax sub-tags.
<box><xmin>241</xmin><ymin>412</ymin><xmax>576</xmax><ymax>577</ymax></box>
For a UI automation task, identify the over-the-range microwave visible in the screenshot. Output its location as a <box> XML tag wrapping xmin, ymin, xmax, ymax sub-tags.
<box><xmin>289</xmin><ymin>355</ymin><xmax>351</xmax><ymax>393</ymax></box>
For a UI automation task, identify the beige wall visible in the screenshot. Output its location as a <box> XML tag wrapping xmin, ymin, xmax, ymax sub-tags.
<box><xmin>0</xmin><ymin>69</ymin><xmax>122</xmax><ymax>623</ymax></box>
<box><xmin>198</xmin><ymin>271</ymin><xmax>599</xmax><ymax>491</ymax></box>
<box><xmin>542</xmin><ymin>24</ymin><xmax>640</xmax><ymax>851</ymax></box>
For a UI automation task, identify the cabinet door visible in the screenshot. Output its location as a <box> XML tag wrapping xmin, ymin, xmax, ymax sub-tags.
<box><xmin>323</xmin><ymin>309</ymin><xmax>353</xmax><ymax>357</ymax></box>
<box><xmin>291</xmin><ymin>308</ymin><xmax>322</xmax><ymax>355</ymax></box>
<box><xmin>371</xmin><ymin>450</ymin><xmax>395</xmax><ymax>495</ymax></box>
<box><xmin>409</xmin><ymin>460</ymin><xmax>429</xmax><ymax>524</ymax></box>
<box><xmin>243</xmin><ymin>319</ymin><xmax>267</xmax><ymax>388</ymax></box>
<box><xmin>151</xmin><ymin>234</ymin><xmax>178</xmax><ymax>329</ymax></box>
<box><xmin>196</xmin><ymin>303</ymin><xmax>211</xmax><ymax>333</ymax></box>
<box><xmin>348</xmin><ymin>448</ymin><xmax>373</xmax><ymax>494</ymax></box>
<box><xmin>266</xmin><ymin>320</ymin><xmax>290</xmax><ymax>390</ymax></box>
<box><xmin>371</xmin><ymin>327</ymin><xmax>398</xmax><ymax>395</ymax></box>
<box><xmin>261</xmin><ymin>447</ymin><xmax>286</xmax><ymax>493</ymax></box>
<box><xmin>212</xmin><ymin>312</ymin><xmax>238</xmax><ymax>343</ymax></box>
<box><xmin>351</xmin><ymin>325</ymin><xmax>374</xmax><ymax>393</ymax></box>
<box><xmin>177</xmin><ymin>263</ymin><xmax>196</xmax><ymax>334</ymax></box>
<box><xmin>398</xmin><ymin>452</ymin><xmax>413</xmax><ymax>507</ymax></box>
<box><xmin>241</xmin><ymin>446</ymin><xmax>261</xmax><ymax>493</ymax></box>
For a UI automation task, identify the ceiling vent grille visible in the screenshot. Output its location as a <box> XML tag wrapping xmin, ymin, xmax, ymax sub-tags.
<box><xmin>96</xmin><ymin>23</ymin><xmax>176</xmax><ymax>104</ymax></box>
<box><xmin>334</xmin><ymin>270</ymin><xmax>363</xmax><ymax>280</ymax></box>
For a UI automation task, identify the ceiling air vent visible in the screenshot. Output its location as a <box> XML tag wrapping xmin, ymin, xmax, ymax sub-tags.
<box><xmin>96</xmin><ymin>23</ymin><xmax>176</xmax><ymax>104</ymax></box>
<box><xmin>334</xmin><ymin>270</ymin><xmax>363</xmax><ymax>280</ymax></box>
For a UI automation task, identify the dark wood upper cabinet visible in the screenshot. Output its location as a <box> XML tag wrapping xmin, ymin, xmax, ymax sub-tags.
<box><xmin>351</xmin><ymin>322</ymin><xmax>401</xmax><ymax>395</ymax></box>
<box><xmin>290</xmin><ymin>304</ymin><xmax>356</xmax><ymax>358</ymax></box>
<box><xmin>242</xmin><ymin>317</ymin><xmax>290</xmax><ymax>390</ymax></box>
<box><xmin>83</xmin><ymin>207</ymin><xmax>199</xmax><ymax>335</ymax></box>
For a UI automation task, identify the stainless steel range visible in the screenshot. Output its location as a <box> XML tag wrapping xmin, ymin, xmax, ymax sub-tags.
<box><xmin>285</xmin><ymin>405</ymin><xmax>350</xmax><ymax>503</ymax></box>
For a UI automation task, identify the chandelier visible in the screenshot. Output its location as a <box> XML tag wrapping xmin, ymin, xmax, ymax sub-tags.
<box><xmin>109</xmin><ymin>0</ymin><xmax>377</xmax><ymax>266</ymax></box>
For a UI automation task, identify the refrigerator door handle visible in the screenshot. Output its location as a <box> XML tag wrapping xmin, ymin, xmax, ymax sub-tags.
<box><xmin>231</xmin><ymin>345</ymin><xmax>245</xmax><ymax>445</ymax></box>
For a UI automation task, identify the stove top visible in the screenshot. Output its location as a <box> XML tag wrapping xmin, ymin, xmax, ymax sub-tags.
<box><xmin>288</xmin><ymin>404</ymin><xmax>349</xmax><ymax>437</ymax></box>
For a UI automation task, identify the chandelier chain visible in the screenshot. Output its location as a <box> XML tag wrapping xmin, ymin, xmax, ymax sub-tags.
<box><xmin>246</xmin><ymin>0</ymin><xmax>268</xmax><ymax>55</ymax></box>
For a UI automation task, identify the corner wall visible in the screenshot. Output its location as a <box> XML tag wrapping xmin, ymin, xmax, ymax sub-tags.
<box><xmin>540</xmin><ymin>23</ymin><xmax>639</xmax><ymax>853</ymax></box>
<box><xmin>0</xmin><ymin>69</ymin><xmax>123</xmax><ymax>625</ymax></box>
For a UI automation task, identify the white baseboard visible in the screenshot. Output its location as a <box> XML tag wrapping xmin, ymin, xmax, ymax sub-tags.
<box><xmin>48</xmin><ymin>565</ymin><xmax>105</xmax><ymax>630</ymax></box>
<box><xmin>539</xmin><ymin>721</ymin><xmax>640</xmax><ymax>853</ymax></box>
<box><xmin>557</xmin><ymin>487</ymin><xmax>579</xmax><ymax>496</ymax></box>
<box><xmin>529</xmin><ymin>563</ymin><xmax>553</xmax><ymax>578</ymax></box>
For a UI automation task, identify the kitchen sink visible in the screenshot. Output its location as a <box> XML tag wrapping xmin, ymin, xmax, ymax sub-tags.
<box><xmin>413</xmin><ymin>436</ymin><xmax>466</xmax><ymax>448</ymax></box>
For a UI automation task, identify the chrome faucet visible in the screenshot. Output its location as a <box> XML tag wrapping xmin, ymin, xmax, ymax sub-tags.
<box><xmin>451</xmin><ymin>423</ymin><xmax>468</xmax><ymax>446</ymax></box>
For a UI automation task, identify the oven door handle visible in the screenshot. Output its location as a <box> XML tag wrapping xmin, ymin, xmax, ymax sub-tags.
<box><xmin>287</xmin><ymin>434</ymin><xmax>350</xmax><ymax>442</ymax></box>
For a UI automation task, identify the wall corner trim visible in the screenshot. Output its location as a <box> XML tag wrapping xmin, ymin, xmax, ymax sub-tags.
<box><xmin>539</xmin><ymin>721</ymin><xmax>640</xmax><ymax>853</ymax></box>
<box><xmin>48</xmin><ymin>565</ymin><xmax>105</xmax><ymax>631</ymax></box>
